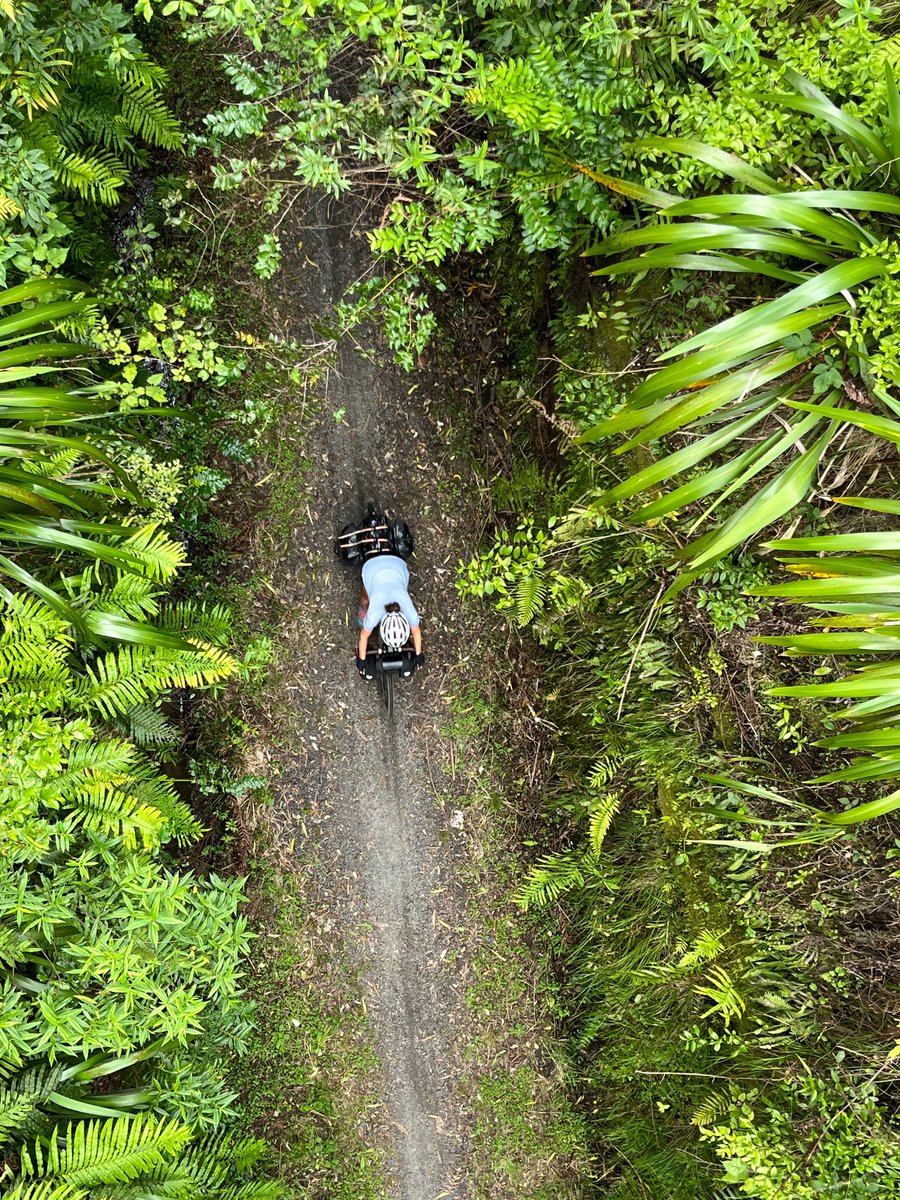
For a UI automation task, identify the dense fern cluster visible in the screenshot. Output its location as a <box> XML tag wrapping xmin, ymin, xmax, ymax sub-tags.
<box><xmin>0</xmin><ymin>266</ymin><xmax>262</xmax><ymax>1188</ymax></box>
<box><xmin>1</xmin><ymin>1113</ymin><xmax>279</xmax><ymax>1198</ymax></box>
<box><xmin>0</xmin><ymin>2</ymin><xmax>181</xmax><ymax>283</ymax></box>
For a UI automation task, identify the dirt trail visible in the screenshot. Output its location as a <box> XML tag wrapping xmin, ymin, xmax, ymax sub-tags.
<box><xmin>264</xmin><ymin>195</ymin><xmax>484</xmax><ymax>1198</ymax></box>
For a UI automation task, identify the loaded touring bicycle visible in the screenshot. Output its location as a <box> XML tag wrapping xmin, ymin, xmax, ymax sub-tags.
<box><xmin>335</xmin><ymin>504</ymin><xmax>418</xmax><ymax>716</ymax></box>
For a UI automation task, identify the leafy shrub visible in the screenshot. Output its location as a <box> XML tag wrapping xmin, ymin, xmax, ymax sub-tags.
<box><xmin>0</xmin><ymin>0</ymin><xmax>181</xmax><ymax>283</ymax></box>
<box><xmin>703</xmin><ymin>1075</ymin><xmax>900</xmax><ymax>1198</ymax></box>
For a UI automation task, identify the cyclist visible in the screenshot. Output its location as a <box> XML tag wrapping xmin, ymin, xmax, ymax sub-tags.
<box><xmin>356</xmin><ymin>552</ymin><xmax>424</xmax><ymax>677</ymax></box>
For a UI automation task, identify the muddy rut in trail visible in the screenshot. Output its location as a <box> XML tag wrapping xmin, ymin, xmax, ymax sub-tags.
<box><xmin>262</xmin><ymin>195</ymin><xmax>489</xmax><ymax>1199</ymax></box>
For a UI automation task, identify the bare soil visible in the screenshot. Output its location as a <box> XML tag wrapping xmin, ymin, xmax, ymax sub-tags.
<box><xmin>242</xmin><ymin>193</ymin><xmax>494</xmax><ymax>1198</ymax></box>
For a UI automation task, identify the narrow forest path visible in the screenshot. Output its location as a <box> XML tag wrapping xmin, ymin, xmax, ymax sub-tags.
<box><xmin>255</xmin><ymin>194</ymin><xmax>488</xmax><ymax>1198</ymax></box>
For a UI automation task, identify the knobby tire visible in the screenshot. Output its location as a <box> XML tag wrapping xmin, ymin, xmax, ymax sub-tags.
<box><xmin>379</xmin><ymin>669</ymin><xmax>395</xmax><ymax>718</ymax></box>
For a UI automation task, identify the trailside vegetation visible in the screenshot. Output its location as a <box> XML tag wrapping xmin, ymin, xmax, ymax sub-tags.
<box><xmin>0</xmin><ymin>3</ymin><xmax>284</xmax><ymax>1194</ymax></box>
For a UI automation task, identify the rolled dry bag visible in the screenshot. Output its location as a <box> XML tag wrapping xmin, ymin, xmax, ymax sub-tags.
<box><xmin>335</xmin><ymin>524</ymin><xmax>364</xmax><ymax>565</ymax></box>
<box><xmin>388</xmin><ymin>518</ymin><xmax>414</xmax><ymax>560</ymax></box>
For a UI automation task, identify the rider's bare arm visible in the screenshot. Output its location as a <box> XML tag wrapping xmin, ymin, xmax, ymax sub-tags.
<box><xmin>358</xmin><ymin>624</ymin><xmax>421</xmax><ymax>657</ymax></box>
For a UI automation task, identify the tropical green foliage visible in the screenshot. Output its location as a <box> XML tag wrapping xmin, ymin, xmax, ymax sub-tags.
<box><xmin>0</xmin><ymin>0</ymin><xmax>181</xmax><ymax>284</ymax></box>
<box><xmin>581</xmin><ymin>73</ymin><xmax>900</xmax><ymax>590</ymax></box>
<box><xmin>180</xmin><ymin>0</ymin><xmax>900</xmax><ymax>366</ymax></box>
<box><xmin>0</xmin><ymin>1112</ymin><xmax>280</xmax><ymax>1198</ymax></box>
<box><xmin>17</xmin><ymin>0</ymin><xmax>900</xmax><ymax>1195</ymax></box>
<box><xmin>455</xmin><ymin>42</ymin><xmax>900</xmax><ymax>1180</ymax></box>
<box><xmin>0</xmin><ymin>235</ymin><xmax>251</xmax><ymax>1166</ymax></box>
<box><xmin>0</xmin><ymin>0</ymin><xmax>280</xmax><ymax>1193</ymax></box>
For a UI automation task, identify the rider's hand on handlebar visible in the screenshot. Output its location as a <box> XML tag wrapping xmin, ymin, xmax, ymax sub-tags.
<box><xmin>356</xmin><ymin>656</ymin><xmax>367</xmax><ymax>677</ymax></box>
<box><xmin>414</xmin><ymin>652</ymin><xmax>426</xmax><ymax>670</ymax></box>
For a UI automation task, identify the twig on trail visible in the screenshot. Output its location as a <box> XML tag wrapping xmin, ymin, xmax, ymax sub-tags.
<box><xmin>528</xmin><ymin>744</ymin><xmax>541</xmax><ymax>789</ymax></box>
<box><xmin>617</xmin><ymin>581</ymin><xmax>666</xmax><ymax>720</ymax></box>
<box><xmin>422</xmin><ymin>734</ymin><xmax>445</xmax><ymax>802</ymax></box>
<box><xmin>636</xmin><ymin>1070</ymin><xmax>730</xmax><ymax>1079</ymax></box>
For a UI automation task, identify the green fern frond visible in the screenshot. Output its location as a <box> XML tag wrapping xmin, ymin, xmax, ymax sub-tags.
<box><xmin>115</xmin><ymin>54</ymin><xmax>169</xmax><ymax>91</ymax></box>
<box><xmin>219</xmin><ymin>1182</ymin><xmax>286</xmax><ymax>1200</ymax></box>
<box><xmin>0</xmin><ymin>1181</ymin><xmax>76</xmax><ymax>1200</ymax></box>
<box><xmin>67</xmin><ymin>786</ymin><xmax>165</xmax><ymax>850</ymax></box>
<box><xmin>89</xmin><ymin>574</ymin><xmax>159</xmax><ymax>621</ymax></box>
<box><xmin>27</xmin><ymin>128</ymin><xmax>126</xmax><ymax>204</ymax></box>
<box><xmin>119</xmin><ymin>525</ymin><xmax>188</xmax><ymax>582</ymax></box>
<box><xmin>876</xmin><ymin>33</ymin><xmax>900</xmax><ymax>70</ymax></box>
<box><xmin>514</xmin><ymin>850</ymin><xmax>584</xmax><ymax>910</ymax></box>
<box><xmin>574</xmin><ymin>1007</ymin><xmax>606</xmax><ymax>1051</ymax></box>
<box><xmin>690</xmin><ymin>1089</ymin><xmax>732</xmax><ymax>1128</ymax></box>
<box><xmin>70</xmin><ymin>642</ymin><xmax>237</xmax><ymax>719</ymax></box>
<box><xmin>57</xmin><ymin>736</ymin><xmax>197</xmax><ymax>844</ymax></box>
<box><xmin>0</xmin><ymin>592</ymin><xmax>68</xmax><ymax>633</ymax></box>
<box><xmin>119</xmin><ymin>81</ymin><xmax>182</xmax><ymax>150</ymax></box>
<box><xmin>759</xmin><ymin>990</ymin><xmax>792</xmax><ymax>1012</ymax></box>
<box><xmin>56</xmin><ymin>218</ymin><xmax>108</xmax><ymax>267</ymax></box>
<box><xmin>20</xmin><ymin>1114</ymin><xmax>191</xmax><ymax>1186</ymax></box>
<box><xmin>588</xmin><ymin>789</ymin><xmax>621</xmax><ymax>855</ymax></box>
<box><xmin>0</xmin><ymin>193</ymin><xmax>22</xmax><ymax>220</ymax></box>
<box><xmin>121</xmin><ymin>703</ymin><xmax>179</xmax><ymax>747</ymax></box>
<box><xmin>58</xmin><ymin>101</ymin><xmax>133</xmax><ymax>155</ymax></box>
<box><xmin>0</xmin><ymin>1063</ymin><xmax>63</xmax><ymax>1145</ymax></box>
<box><xmin>0</xmin><ymin>636</ymin><xmax>68</xmax><ymax>683</ymax></box>
<box><xmin>587</xmin><ymin>754</ymin><xmax>622</xmax><ymax>790</ymax></box>
<box><xmin>128</xmin><ymin>761</ymin><xmax>201</xmax><ymax>845</ymax></box>
<box><xmin>155</xmin><ymin>601</ymin><xmax>232</xmax><ymax>644</ymax></box>
<box><xmin>63</xmin><ymin>736</ymin><xmax>136</xmax><ymax>776</ymax></box>
<box><xmin>70</xmin><ymin>649</ymin><xmax>161</xmax><ymax>719</ymax></box>
<box><xmin>515</xmin><ymin>570</ymin><xmax>547</xmax><ymax>627</ymax></box>
<box><xmin>173</xmin><ymin>1132</ymin><xmax>280</xmax><ymax>1199</ymax></box>
<box><xmin>19</xmin><ymin>448</ymin><xmax>83</xmax><ymax>480</ymax></box>
<box><xmin>694</xmin><ymin>965</ymin><xmax>746</xmax><ymax>1026</ymax></box>
<box><xmin>692</xmin><ymin>928</ymin><xmax>727</xmax><ymax>962</ymax></box>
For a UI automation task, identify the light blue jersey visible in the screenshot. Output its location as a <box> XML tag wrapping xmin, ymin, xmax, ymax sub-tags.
<box><xmin>362</xmin><ymin>554</ymin><xmax>420</xmax><ymax>632</ymax></box>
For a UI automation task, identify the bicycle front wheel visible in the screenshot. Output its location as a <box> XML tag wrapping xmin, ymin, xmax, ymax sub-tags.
<box><xmin>379</xmin><ymin>669</ymin><xmax>395</xmax><ymax>718</ymax></box>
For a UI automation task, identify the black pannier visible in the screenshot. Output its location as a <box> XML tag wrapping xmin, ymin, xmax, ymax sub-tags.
<box><xmin>334</xmin><ymin>524</ymin><xmax>365</xmax><ymax>565</ymax></box>
<box><xmin>388</xmin><ymin>518</ymin><xmax>414</xmax><ymax>560</ymax></box>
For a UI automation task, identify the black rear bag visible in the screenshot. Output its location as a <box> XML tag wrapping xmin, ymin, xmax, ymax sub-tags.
<box><xmin>388</xmin><ymin>518</ymin><xmax>414</xmax><ymax>560</ymax></box>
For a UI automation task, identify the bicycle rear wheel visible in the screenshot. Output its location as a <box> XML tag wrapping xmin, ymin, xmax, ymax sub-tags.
<box><xmin>378</xmin><ymin>669</ymin><xmax>395</xmax><ymax>718</ymax></box>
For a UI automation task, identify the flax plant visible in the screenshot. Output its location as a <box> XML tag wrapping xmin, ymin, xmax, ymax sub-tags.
<box><xmin>580</xmin><ymin>68</ymin><xmax>900</xmax><ymax>598</ymax></box>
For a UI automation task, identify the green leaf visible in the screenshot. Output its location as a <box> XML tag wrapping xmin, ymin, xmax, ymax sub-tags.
<box><xmin>785</xmin><ymin>398</ymin><xmax>900</xmax><ymax>445</ymax></box>
<box><xmin>571</xmin><ymin>161</ymin><xmax>681</xmax><ymax>210</ymax></box>
<box><xmin>766</xmin><ymin>82</ymin><xmax>890</xmax><ymax>164</ymax></box>
<box><xmin>818</xmin><ymin>791</ymin><xmax>900</xmax><ymax>825</ymax></box>
<box><xmin>657</xmin><ymin>258</ymin><xmax>884</xmax><ymax>363</ymax></box>
<box><xmin>596</xmin><ymin>401</ymin><xmax>777</xmax><ymax>507</ymax></box>
<box><xmin>681</xmin><ymin>426</ymin><xmax>836</xmax><ymax>571</ymax></box>
<box><xmin>599</xmin><ymin>250</ymin><xmax>806</xmax><ymax>285</ymax></box>
<box><xmin>832</xmin><ymin>496</ymin><xmax>900</xmax><ymax>516</ymax></box>
<box><xmin>630</xmin><ymin>136</ymin><xmax>782</xmax><ymax>194</ymax></box>
<box><xmin>766</xmin><ymin>531</ymin><xmax>900</xmax><ymax>553</ymax></box>
<box><xmin>886</xmin><ymin>65</ymin><xmax>900</xmax><ymax>184</ymax></box>
<box><xmin>661</xmin><ymin>195</ymin><xmax>870</xmax><ymax>253</ymax></box>
<box><xmin>633</xmin><ymin>311</ymin><xmax>837</xmax><ymax>407</ymax></box>
<box><xmin>592</xmin><ymin>223</ymin><xmax>837</xmax><ymax>265</ymax></box>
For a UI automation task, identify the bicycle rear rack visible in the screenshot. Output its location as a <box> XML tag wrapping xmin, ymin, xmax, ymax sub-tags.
<box><xmin>337</xmin><ymin>521</ymin><xmax>391</xmax><ymax>558</ymax></box>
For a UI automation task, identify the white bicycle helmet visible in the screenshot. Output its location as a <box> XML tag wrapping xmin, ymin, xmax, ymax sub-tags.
<box><xmin>380</xmin><ymin>611</ymin><xmax>411</xmax><ymax>650</ymax></box>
